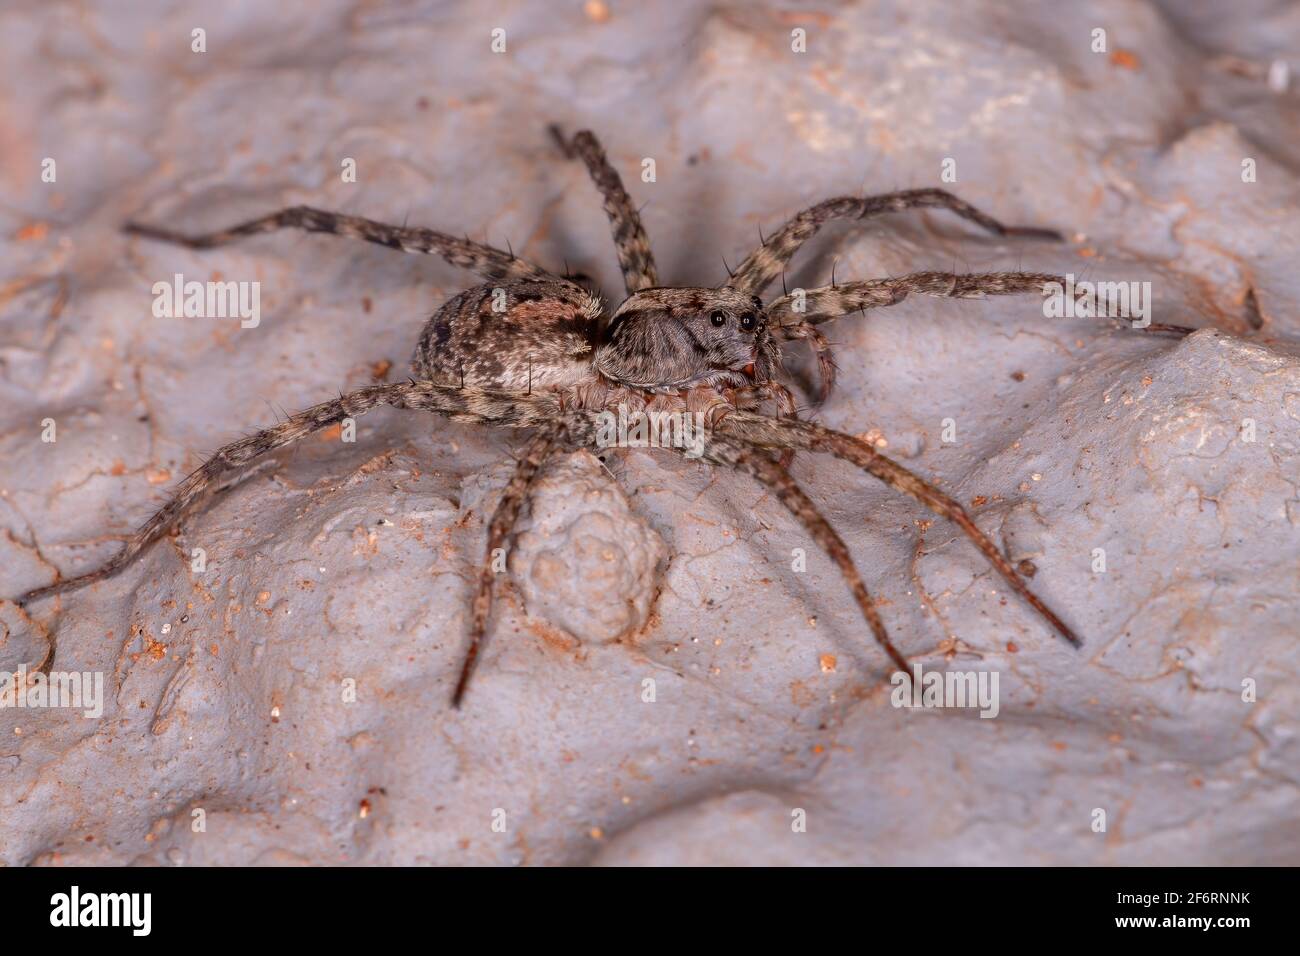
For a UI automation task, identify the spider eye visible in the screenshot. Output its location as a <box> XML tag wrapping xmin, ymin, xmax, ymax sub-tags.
<box><xmin>739</xmin><ymin>312</ymin><xmax>757</xmax><ymax>332</ymax></box>
<box><xmin>709</xmin><ymin>310</ymin><xmax>727</xmax><ymax>327</ymax></box>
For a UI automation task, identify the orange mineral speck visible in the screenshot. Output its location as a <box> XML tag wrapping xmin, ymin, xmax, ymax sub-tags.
<box><xmin>1110</xmin><ymin>49</ymin><xmax>1141</xmax><ymax>70</ymax></box>
<box><xmin>819</xmin><ymin>653</ymin><xmax>837</xmax><ymax>673</ymax></box>
<box><xmin>15</xmin><ymin>221</ymin><xmax>49</xmax><ymax>242</ymax></box>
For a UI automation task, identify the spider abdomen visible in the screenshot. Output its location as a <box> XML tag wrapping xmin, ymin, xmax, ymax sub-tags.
<box><xmin>412</xmin><ymin>280</ymin><xmax>603</xmax><ymax>391</ymax></box>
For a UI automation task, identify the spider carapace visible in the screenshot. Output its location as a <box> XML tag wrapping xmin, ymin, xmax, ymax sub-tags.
<box><xmin>13</xmin><ymin>126</ymin><xmax>1190</xmax><ymax>706</ymax></box>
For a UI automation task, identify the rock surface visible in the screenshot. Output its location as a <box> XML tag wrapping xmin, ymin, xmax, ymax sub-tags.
<box><xmin>0</xmin><ymin>0</ymin><xmax>1296</xmax><ymax>865</ymax></box>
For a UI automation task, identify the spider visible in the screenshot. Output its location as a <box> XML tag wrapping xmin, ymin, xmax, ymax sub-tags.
<box><xmin>11</xmin><ymin>127</ymin><xmax>1190</xmax><ymax>707</ymax></box>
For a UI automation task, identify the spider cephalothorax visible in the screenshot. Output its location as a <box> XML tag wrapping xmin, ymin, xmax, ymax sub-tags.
<box><xmin>12</xmin><ymin>126</ymin><xmax>1192</xmax><ymax>707</ymax></box>
<box><xmin>594</xmin><ymin>287</ymin><xmax>779</xmax><ymax>393</ymax></box>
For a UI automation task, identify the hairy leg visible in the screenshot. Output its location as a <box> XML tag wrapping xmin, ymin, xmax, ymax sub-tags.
<box><xmin>550</xmin><ymin>126</ymin><xmax>659</xmax><ymax>293</ymax></box>
<box><xmin>717</xmin><ymin>411</ymin><xmax>1082</xmax><ymax>650</ymax></box>
<box><xmin>731</xmin><ymin>380</ymin><xmax>799</xmax><ymax>466</ymax></box>
<box><xmin>772</xmin><ymin>322</ymin><xmax>838</xmax><ymax>403</ymax></box>
<box><xmin>728</xmin><ymin>190</ymin><xmax>1062</xmax><ymax>296</ymax></box>
<box><xmin>767</xmin><ymin>270</ymin><xmax>1196</xmax><ymax>332</ymax></box>
<box><xmin>14</xmin><ymin>383</ymin><xmax>563</xmax><ymax>606</ymax></box>
<box><xmin>697</xmin><ymin>435</ymin><xmax>908</xmax><ymax>673</ymax></box>
<box><xmin>126</xmin><ymin>206</ymin><xmax>551</xmax><ymax>284</ymax></box>
<box><xmin>453</xmin><ymin>424</ymin><xmax>564</xmax><ymax>708</ymax></box>
<box><xmin>766</xmin><ymin>271</ymin><xmax>1194</xmax><ymax>402</ymax></box>
<box><xmin>732</xmin><ymin>380</ymin><xmax>797</xmax><ymax>419</ymax></box>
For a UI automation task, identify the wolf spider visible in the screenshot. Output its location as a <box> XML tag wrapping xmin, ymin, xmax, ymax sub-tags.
<box><xmin>12</xmin><ymin>127</ymin><xmax>1189</xmax><ymax>707</ymax></box>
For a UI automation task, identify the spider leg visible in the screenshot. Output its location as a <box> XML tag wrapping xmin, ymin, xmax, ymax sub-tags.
<box><xmin>717</xmin><ymin>411</ymin><xmax>1083</xmax><ymax>651</ymax></box>
<box><xmin>772</xmin><ymin>322</ymin><xmax>838</xmax><ymax>404</ymax></box>
<box><xmin>731</xmin><ymin>380</ymin><xmax>799</xmax><ymax>466</ymax></box>
<box><xmin>125</xmin><ymin>206</ymin><xmax>552</xmax><ymax>284</ymax></box>
<box><xmin>695</xmin><ymin>435</ymin><xmax>908</xmax><ymax>673</ymax></box>
<box><xmin>767</xmin><ymin>270</ymin><xmax>1195</xmax><ymax>331</ymax></box>
<box><xmin>13</xmin><ymin>383</ymin><xmax>562</xmax><ymax>606</ymax></box>
<box><xmin>453</xmin><ymin>423</ymin><xmax>565</xmax><ymax>708</ymax></box>
<box><xmin>727</xmin><ymin>190</ymin><xmax>1063</xmax><ymax>295</ymax></box>
<box><xmin>766</xmin><ymin>270</ymin><xmax>1194</xmax><ymax>401</ymax></box>
<box><xmin>769</xmin><ymin>270</ymin><xmax>1060</xmax><ymax>322</ymax></box>
<box><xmin>550</xmin><ymin>125</ymin><xmax>659</xmax><ymax>293</ymax></box>
<box><xmin>731</xmin><ymin>380</ymin><xmax>797</xmax><ymax>419</ymax></box>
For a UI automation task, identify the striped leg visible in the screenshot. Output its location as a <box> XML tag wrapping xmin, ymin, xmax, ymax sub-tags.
<box><xmin>14</xmin><ymin>383</ymin><xmax>562</xmax><ymax>606</ymax></box>
<box><xmin>126</xmin><ymin>206</ymin><xmax>552</xmax><ymax>283</ymax></box>
<box><xmin>551</xmin><ymin>126</ymin><xmax>658</xmax><ymax>293</ymax></box>
<box><xmin>718</xmin><ymin>411</ymin><xmax>1083</xmax><ymax>652</ymax></box>
<box><xmin>766</xmin><ymin>271</ymin><xmax>1194</xmax><ymax>401</ymax></box>
<box><xmin>698</xmin><ymin>434</ymin><xmax>909</xmax><ymax>673</ymax></box>
<box><xmin>728</xmin><ymin>190</ymin><xmax>1062</xmax><ymax>296</ymax></box>
<box><xmin>453</xmin><ymin>423</ymin><xmax>564</xmax><ymax>707</ymax></box>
